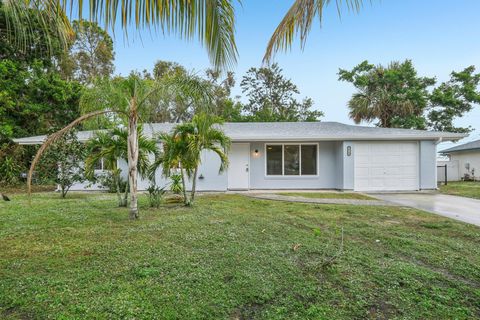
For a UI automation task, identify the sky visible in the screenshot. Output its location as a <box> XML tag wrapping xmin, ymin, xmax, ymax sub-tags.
<box><xmin>109</xmin><ymin>0</ymin><xmax>480</xmax><ymax>149</ymax></box>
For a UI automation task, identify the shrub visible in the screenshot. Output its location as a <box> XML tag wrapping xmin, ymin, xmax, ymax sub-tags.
<box><xmin>170</xmin><ymin>173</ymin><xmax>183</xmax><ymax>194</ymax></box>
<box><xmin>97</xmin><ymin>171</ymin><xmax>127</xmax><ymax>193</ymax></box>
<box><xmin>147</xmin><ymin>185</ymin><xmax>166</xmax><ymax>208</ymax></box>
<box><xmin>0</xmin><ymin>155</ymin><xmax>21</xmax><ymax>185</ymax></box>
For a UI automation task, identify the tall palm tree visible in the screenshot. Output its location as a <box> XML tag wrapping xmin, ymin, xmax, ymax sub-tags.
<box><xmin>264</xmin><ymin>0</ymin><xmax>366</xmax><ymax>62</ymax></box>
<box><xmin>85</xmin><ymin>126</ymin><xmax>159</xmax><ymax>207</ymax></box>
<box><xmin>173</xmin><ymin>113</ymin><xmax>230</xmax><ymax>205</ymax></box>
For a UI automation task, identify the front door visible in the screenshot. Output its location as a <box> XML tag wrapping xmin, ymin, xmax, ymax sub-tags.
<box><xmin>228</xmin><ymin>143</ymin><xmax>250</xmax><ymax>190</ymax></box>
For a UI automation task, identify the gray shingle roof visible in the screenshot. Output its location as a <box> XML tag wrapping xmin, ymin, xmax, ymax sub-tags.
<box><xmin>13</xmin><ymin>122</ymin><xmax>467</xmax><ymax>145</ymax></box>
<box><xmin>440</xmin><ymin>139</ymin><xmax>480</xmax><ymax>153</ymax></box>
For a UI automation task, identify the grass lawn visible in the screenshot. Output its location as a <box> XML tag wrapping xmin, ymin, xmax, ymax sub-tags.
<box><xmin>1</xmin><ymin>193</ymin><xmax>479</xmax><ymax>319</ymax></box>
<box><xmin>439</xmin><ymin>181</ymin><xmax>480</xmax><ymax>200</ymax></box>
<box><xmin>277</xmin><ymin>192</ymin><xmax>374</xmax><ymax>200</ymax></box>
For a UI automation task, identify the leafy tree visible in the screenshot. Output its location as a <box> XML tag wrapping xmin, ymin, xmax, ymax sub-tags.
<box><xmin>0</xmin><ymin>59</ymin><xmax>82</xmax><ymax>141</ymax></box>
<box><xmin>0</xmin><ymin>0</ymin><xmax>71</xmax><ymax>69</ymax></box>
<box><xmin>338</xmin><ymin>60</ymin><xmax>435</xmax><ymax>128</ymax></box>
<box><xmin>339</xmin><ymin>60</ymin><xmax>480</xmax><ymax>132</ymax></box>
<box><xmin>428</xmin><ymin>66</ymin><xmax>480</xmax><ymax>133</ymax></box>
<box><xmin>85</xmin><ymin>126</ymin><xmax>158</xmax><ymax>207</ymax></box>
<box><xmin>153</xmin><ymin>60</ymin><xmax>186</xmax><ymax>80</ymax></box>
<box><xmin>240</xmin><ymin>63</ymin><xmax>323</xmax><ymax>122</ymax></box>
<box><xmin>39</xmin><ymin>130</ymin><xmax>86</xmax><ymax>198</ymax></box>
<box><xmin>62</xmin><ymin>20</ymin><xmax>115</xmax><ymax>83</ymax></box>
<box><xmin>147</xmin><ymin>70</ymin><xmax>215</xmax><ymax>123</ymax></box>
<box><xmin>204</xmin><ymin>68</ymin><xmax>242</xmax><ymax>120</ymax></box>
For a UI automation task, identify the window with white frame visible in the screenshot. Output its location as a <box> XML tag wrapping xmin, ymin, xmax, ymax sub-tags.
<box><xmin>266</xmin><ymin>144</ymin><xmax>318</xmax><ymax>176</ymax></box>
<box><xmin>93</xmin><ymin>158</ymin><xmax>111</xmax><ymax>171</ymax></box>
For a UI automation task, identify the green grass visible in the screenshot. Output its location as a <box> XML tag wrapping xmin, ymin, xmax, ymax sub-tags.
<box><xmin>278</xmin><ymin>192</ymin><xmax>375</xmax><ymax>200</ymax></box>
<box><xmin>439</xmin><ymin>181</ymin><xmax>480</xmax><ymax>200</ymax></box>
<box><xmin>1</xmin><ymin>192</ymin><xmax>479</xmax><ymax>319</ymax></box>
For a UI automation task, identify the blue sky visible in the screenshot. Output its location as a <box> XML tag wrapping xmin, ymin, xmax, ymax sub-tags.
<box><xmin>110</xmin><ymin>0</ymin><xmax>480</xmax><ymax>147</ymax></box>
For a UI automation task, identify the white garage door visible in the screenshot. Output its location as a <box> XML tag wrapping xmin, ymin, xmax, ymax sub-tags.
<box><xmin>354</xmin><ymin>142</ymin><xmax>419</xmax><ymax>191</ymax></box>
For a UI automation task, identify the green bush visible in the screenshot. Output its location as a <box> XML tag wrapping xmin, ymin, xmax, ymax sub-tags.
<box><xmin>147</xmin><ymin>185</ymin><xmax>166</xmax><ymax>208</ymax></box>
<box><xmin>169</xmin><ymin>173</ymin><xmax>183</xmax><ymax>194</ymax></box>
<box><xmin>97</xmin><ymin>171</ymin><xmax>127</xmax><ymax>193</ymax></box>
<box><xmin>0</xmin><ymin>155</ymin><xmax>21</xmax><ymax>185</ymax></box>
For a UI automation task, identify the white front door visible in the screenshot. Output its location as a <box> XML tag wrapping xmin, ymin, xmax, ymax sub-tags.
<box><xmin>354</xmin><ymin>142</ymin><xmax>419</xmax><ymax>191</ymax></box>
<box><xmin>228</xmin><ymin>143</ymin><xmax>250</xmax><ymax>190</ymax></box>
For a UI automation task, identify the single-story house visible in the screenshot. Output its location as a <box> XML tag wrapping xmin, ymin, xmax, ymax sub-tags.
<box><xmin>440</xmin><ymin>139</ymin><xmax>480</xmax><ymax>181</ymax></box>
<box><xmin>14</xmin><ymin>122</ymin><xmax>466</xmax><ymax>192</ymax></box>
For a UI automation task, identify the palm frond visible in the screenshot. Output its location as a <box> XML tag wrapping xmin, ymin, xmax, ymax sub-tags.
<box><xmin>264</xmin><ymin>0</ymin><xmax>365</xmax><ymax>63</ymax></box>
<box><xmin>73</xmin><ymin>0</ymin><xmax>238</xmax><ymax>70</ymax></box>
<box><xmin>2</xmin><ymin>0</ymin><xmax>73</xmax><ymax>59</ymax></box>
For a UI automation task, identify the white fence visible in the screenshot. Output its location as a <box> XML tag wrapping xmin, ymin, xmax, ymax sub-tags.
<box><xmin>437</xmin><ymin>160</ymin><xmax>460</xmax><ymax>183</ymax></box>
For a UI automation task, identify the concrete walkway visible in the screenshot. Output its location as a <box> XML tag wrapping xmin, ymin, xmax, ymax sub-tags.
<box><xmin>245</xmin><ymin>193</ymin><xmax>397</xmax><ymax>206</ymax></box>
<box><xmin>371</xmin><ymin>193</ymin><xmax>480</xmax><ymax>227</ymax></box>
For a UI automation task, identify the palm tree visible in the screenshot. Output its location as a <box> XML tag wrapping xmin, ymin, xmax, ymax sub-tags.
<box><xmin>173</xmin><ymin>113</ymin><xmax>230</xmax><ymax>205</ymax></box>
<box><xmin>264</xmin><ymin>0</ymin><xmax>366</xmax><ymax>62</ymax></box>
<box><xmin>85</xmin><ymin>126</ymin><xmax>159</xmax><ymax>207</ymax></box>
<box><xmin>149</xmin><ymin>132</ymin><xmax>192</xmax><ymax>205</ymax></box>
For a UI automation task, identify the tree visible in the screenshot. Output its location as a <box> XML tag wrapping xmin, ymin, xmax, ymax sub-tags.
<box><xmin>150</xmin><ymin>132</ymin><xmax>191</xmax><ymax>205</ymax></box>
<box><xmin>64</xmin><ymin>20</ymin><xmax>115</xmax><ymax>83</ymax></box>
<box><xmin>39</xmin><ymin>130</ymin><xmax>86</xmax><ymax>198</ymax></box>
<box><xmin>0</xmin><ymin>0</ymin><xmax>72</xmax><ymax>68</ymax></box>
<box><xmin>338</xmin><ymin>60</ymin><xmax>434</xmax><ymax>128</ymax></box>
<box><xmin>428</xmin><ymin>66</ymin><xmax>480</xmax><ymax>133</ymax></box>
<box><xmin>85</xmin><ymin>126</ymin><xmax>158</xmax><ymax>207</ymax></box>
<box><xmin>153</xmin><ymin>60</ymin><xmax>186</xmax><ymax>80</ymax></box>
<box><xmin>240</xmin><ymin>63</ymin><xmax>323</xmax><ymax>122</ymax></box>
<box><xmin>339</xmin><ymin>60</ymin><xmax>480</xmax><ymax>132</ymax></box>
<box><xmin>204</xmin><ymin>68</ymin><xmax>240</xmax><ymax>120</ymax></box>
<box><xmin>172</xmin><ymin>113</ymin><xmax>230</xmax><ymax>205</ymax></box>
<box><xmin>147</xmin><ymin>70</ymin><xmax>213</xmax><ymax>123</ymax></box>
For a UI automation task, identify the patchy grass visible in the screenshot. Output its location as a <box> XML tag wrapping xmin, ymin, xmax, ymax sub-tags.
<box><xmin>0</xmin><ymin>192</ymin><xmax>479</xmax><ymax>319</ymax></box>
<box><xmin>278</xmin><ymin>192</ymin><xmax>375</xmax><ymax>200</ymax></box>
<box><xmin>439</xmin><ymin>181</ymin><xmax>480</xmax><ymax>200</ymax></box>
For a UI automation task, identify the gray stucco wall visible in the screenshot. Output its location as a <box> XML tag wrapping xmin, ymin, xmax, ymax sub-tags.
<box><xmin>248</xmin><ymin>141</ymin><xmax>341</xmax><ymax>189</ymax></box>
<box><xmin>115</xmin><ymin>139</ymin><xmax>438</xmax><ymax>192</ymax></box>
<box><xmin>119</xmin><ymin>149</ymin><xmax>228</xmax><ymax>191</ymax></box>
<box><xmin>419</xmin><ymin>140</ymin><xmax>438</xmax><ymax>189</ymax></box>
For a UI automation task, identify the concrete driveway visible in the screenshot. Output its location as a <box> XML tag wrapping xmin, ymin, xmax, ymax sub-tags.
<box><xmin>371</xmin><ymin>193</ymin><xmax>480</xmax><ymax>227</ymax></box>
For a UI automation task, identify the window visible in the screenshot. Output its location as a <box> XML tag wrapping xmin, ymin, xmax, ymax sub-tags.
<box><xmin>93</xmin><ymin>158</ymin><xmax>111</xmax><ymax>171</ymax></box>
<box><xmin>266</xmin><ymin>144</ymin><xmax>318</xmax><ymax>176</ymax></box>
<box><xmin>266</xmin><ymin>145</ymin><xmax>282</xmax><ymax>175</ymax></box>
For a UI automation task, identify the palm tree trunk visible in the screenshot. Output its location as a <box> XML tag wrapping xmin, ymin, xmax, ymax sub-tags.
<box><xmin>127</xmin><ymin>102</ymin><xmax>139</xmax><ymax>219</ymax></box>
<box><xmin>122</xmin><ymin>179</ymin><xmax>129</xmax><ymax>207</ymax></box>
<box><xmin>179</xmin><ymin>165</ymin><xmax>188</xmax><ymax>205</ymax></box>
<box><xmin>113</xmin><ymin>170</ymin><xmax>122</xmax><ymax>206</ymax></box>
<box><xmin>189</xmin><ymin>166</ymin><xmax>199</xmax><ymax>205</ymax></box>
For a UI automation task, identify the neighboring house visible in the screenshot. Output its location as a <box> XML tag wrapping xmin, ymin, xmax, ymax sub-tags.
<box><xmin>14</xmin><ymin>122</ymin><xmax>466</xmax><ymax>192</ymax></box>
<box><xmin>440</xmin><ymin>139</ymin><xmax>480</xmax><ymax>181</ymax></box>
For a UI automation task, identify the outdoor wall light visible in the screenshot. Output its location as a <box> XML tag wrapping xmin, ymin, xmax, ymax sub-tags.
<box><xmin>254</xmin><ymin>149</ymin><xmax>259</xmax><ymax>155</ymax></box>
<box><xmin>347</xmin><ymin>146</ymin><xmax>352</xmax><ymax>156</ymax></box>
